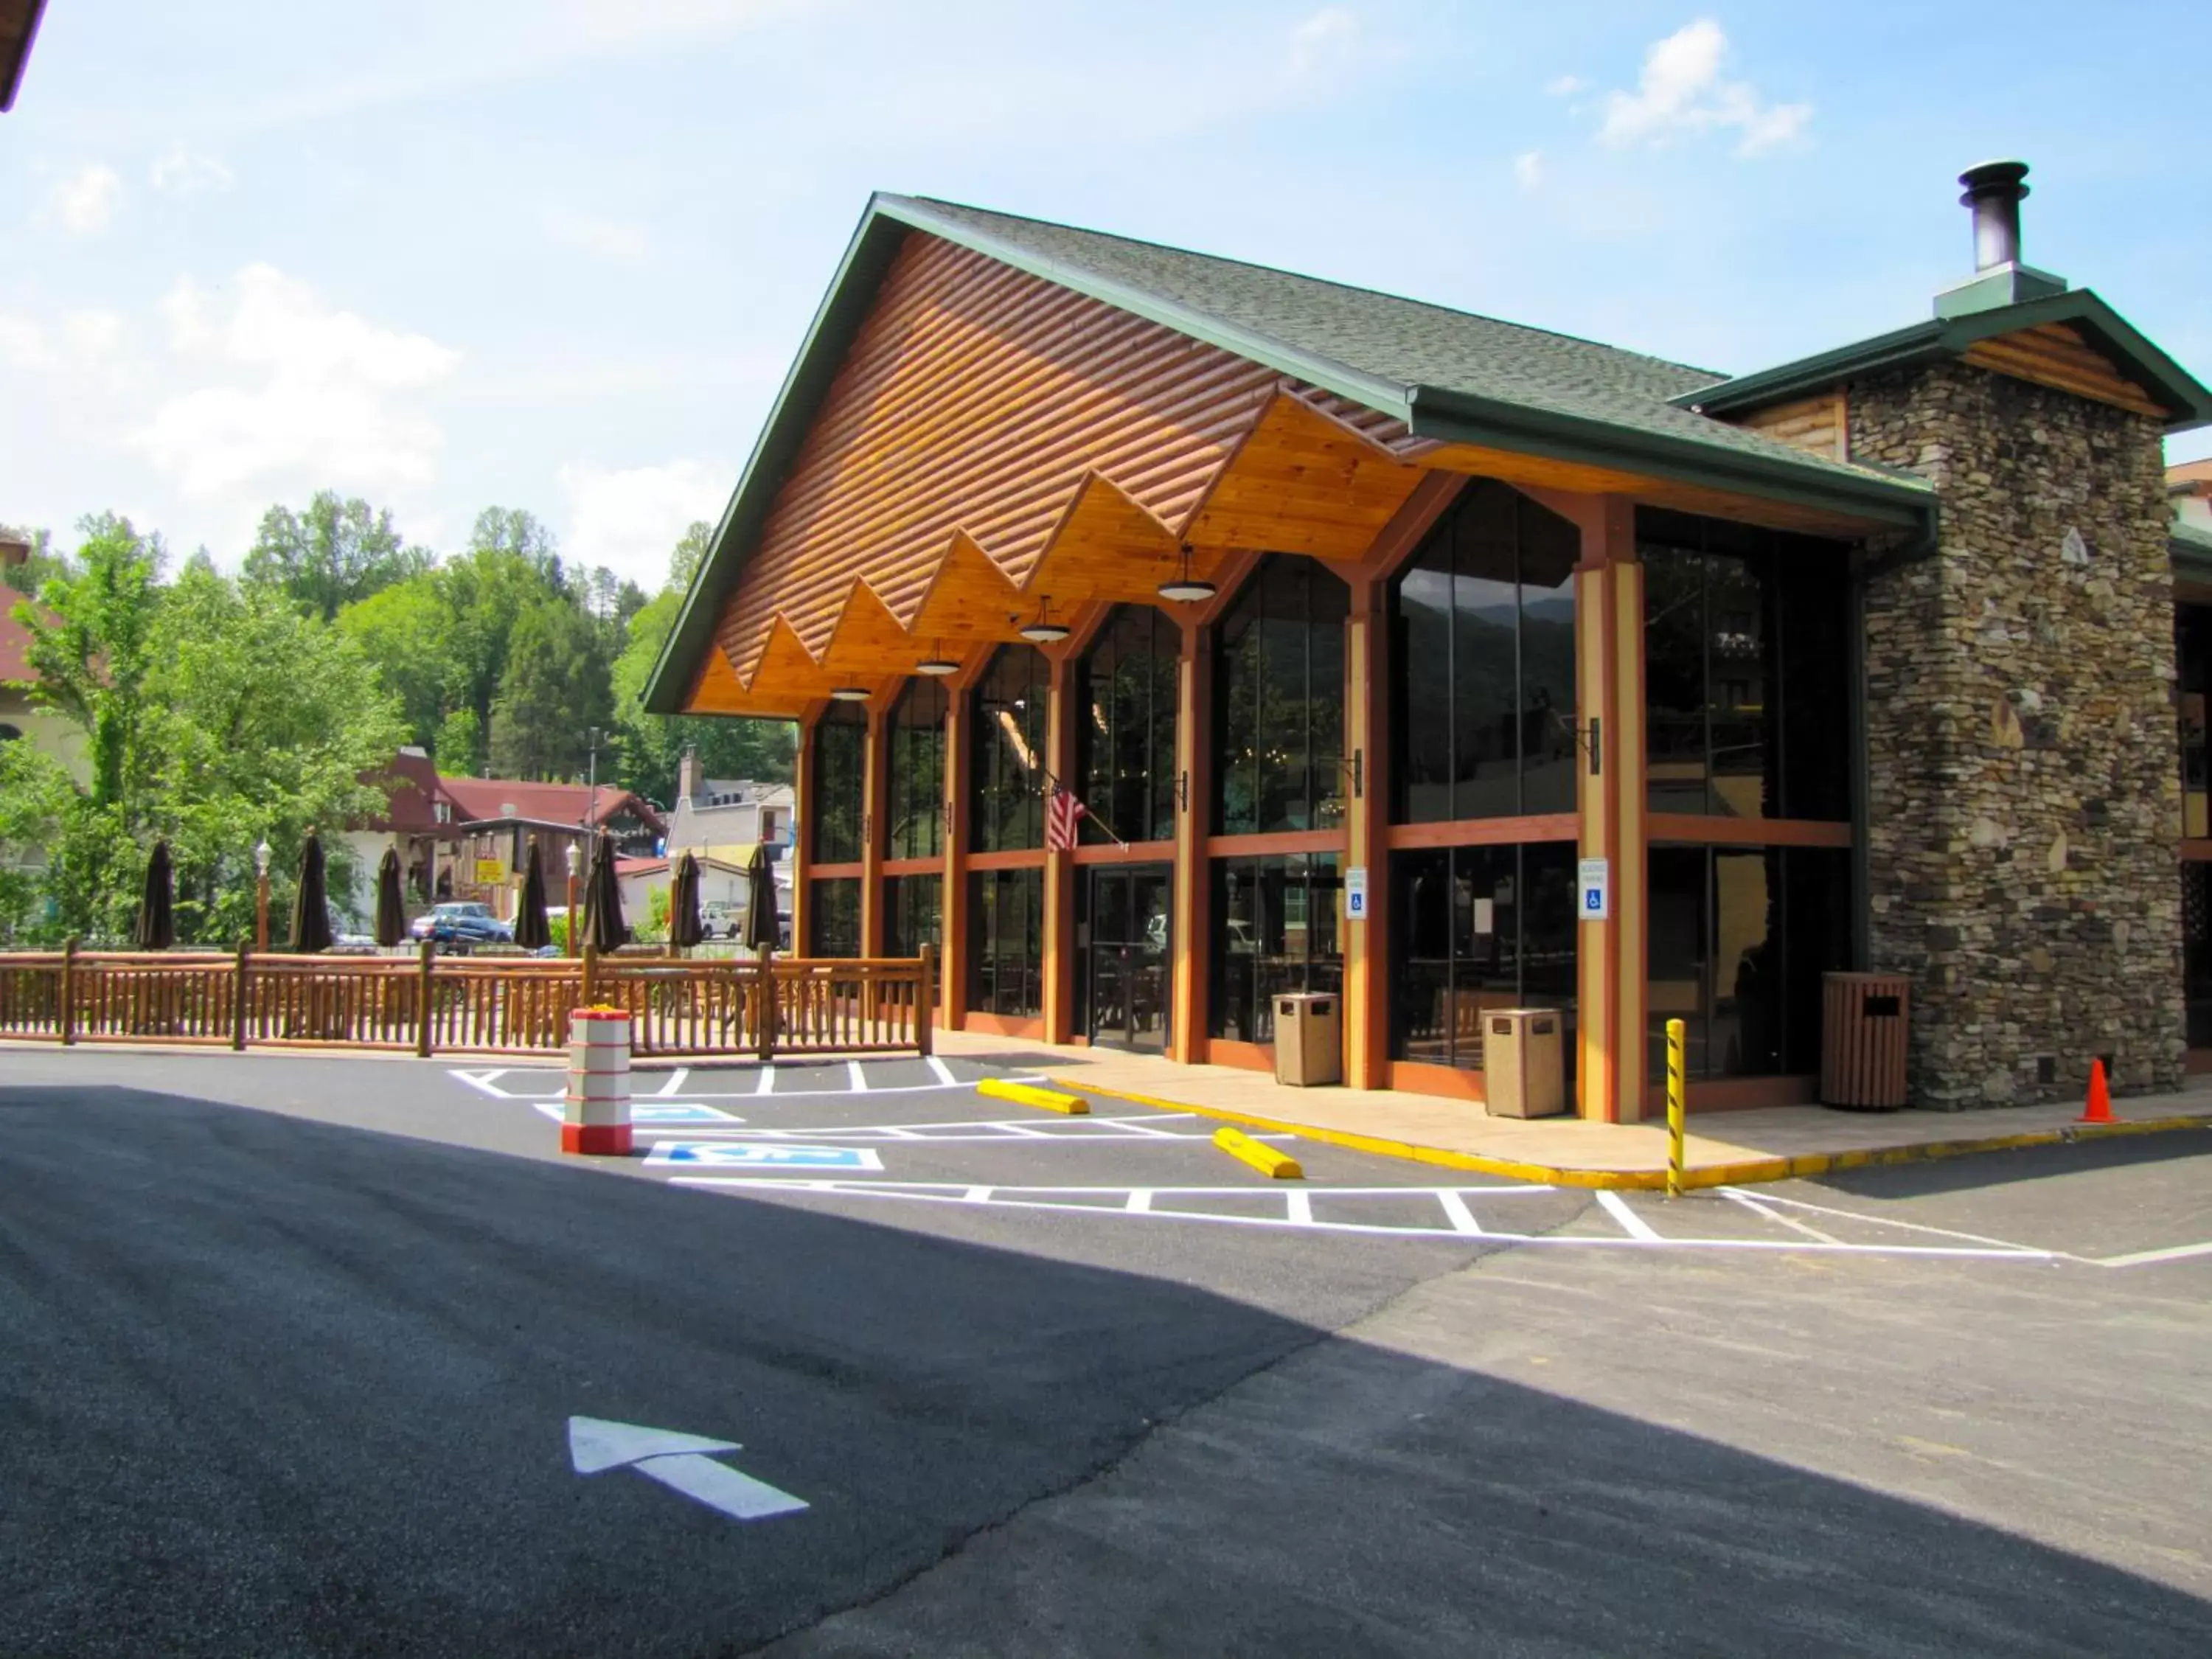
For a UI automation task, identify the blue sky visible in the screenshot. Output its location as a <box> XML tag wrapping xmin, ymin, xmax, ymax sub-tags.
<box><xmin>4</xmin><ymin>1</ymin><xmax>2207</xmax><ymax>588</ymax></box>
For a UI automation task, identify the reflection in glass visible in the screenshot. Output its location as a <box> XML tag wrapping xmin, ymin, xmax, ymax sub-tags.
<box><xmin>885</xmin><ymin>874</ymin><xmax>941</xmax><ymax>958</ymax></box>
<box><xmin>1214</xmin><ymin>557</ymin><xmax>1349</xmax><ymax>835</ymax></box>
<box><xmin>1208</xmin><ymin>854</ymin><xmax>1342</xmax><ymax>1042</ymax></box>
<box><xmin>967</xmin><ymin>869</ymin><xmax>1043</xmax><ymax>1018</ymax></box>
<box><xmin>2180</xmin><ymin>605</ymin><xmax>2212</xmax><ymax>839</ymax></box>
<box><xmin>1079</xmin><ymin>606</ymin><xmax>1179</xmax><ymax>845</ymax></box>
<box><xmin>1390</xmin><ymin>842</ymin><xmax>1576</xmax><ymax>1070</ymax></box>
<box><xmin>809</xmin><ymin>877</ymin><xmax>861</xmax><ymax>958</ymax></box>
<box><xmin>971</xmin><ymin>645</ymin><xmax>1051</xmax><ymax>852</ymax></box>
<box><xmin>811</xmin><ymin>704</ymin><xmax>867</xmax><ymax>864</ymax></box>
<box><xmin>886</xmin><ymin>678</ymin><xmax>946</xmax><ymax>861</ymax></box>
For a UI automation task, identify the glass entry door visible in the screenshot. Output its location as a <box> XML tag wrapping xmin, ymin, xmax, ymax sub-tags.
<box><xmin>1088</xmin><ymin>866</ymin><xmax>1172</xmax><ymax>1053</ymax></box>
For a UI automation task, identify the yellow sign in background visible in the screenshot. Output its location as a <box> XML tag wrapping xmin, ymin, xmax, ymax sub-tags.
<box><xmin>473</xmin><ymin>858</ymin><xmax>506</xmax><ymax>886</ymax></box>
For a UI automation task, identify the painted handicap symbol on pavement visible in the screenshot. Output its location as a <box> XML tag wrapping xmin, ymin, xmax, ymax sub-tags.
<box><xmin>644</xmin><ymin>1141</ymin><xmax>886</xmax><ymax>1171</ymax></box>
<box><xmin>534</xmin><ymin>1102</ymin><xmax>746</xmax><ymax>1127</ymax></box>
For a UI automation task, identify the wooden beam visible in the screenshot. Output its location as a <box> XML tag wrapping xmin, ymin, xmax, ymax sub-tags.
<box><xmin>1170</xmin><ymin>613</ymin><xmax>1211</xmax><ymax>1062</ymax></box>
<box><xmin>1342</xmin><ymin>576</ymin><xmax>1386</xmax><ymax>1088</ymax></box>
<box><xmin>1041</xmin><ymin>653</ymin><xmax>1077</xmax><ymax>1043</ymax></box>
<box><xmin>941</xmin><ymin>684</ymin><xmax>972</xmax><ymax>1029</ymax></box>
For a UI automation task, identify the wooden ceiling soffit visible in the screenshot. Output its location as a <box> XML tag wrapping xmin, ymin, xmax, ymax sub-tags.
<box><xmin>907</xmin><ymin>530</ymin><xmax>1030</xmax><ymax>645</ymax></box>
<box><xmin>1183</xmin><ymin>390</ymin><xmax>1427</xmax><ymax>559</ymax></box>
<box><xmin>1961</xmin><ymin>321</ymin><xmax>2168</xmax><ymax>420</ymax></box>
<box><xmin>815</xmin><ymin>580</ymin><xmax>919</xmax><ymax>680</ymax></box>
<box><xmin>741</xmin><ymin>616</ymin><xmax>845</xmax><ymax>700</ymax></box>
<box><xmin>686</xmin><ymin>641</ymin><xmax>807</xmax><ymax>719</ymax></box>
<box><xmin>1418</xmin><ymin>440</ymin><xmax>1897</xmax><ymax>539</ymax></box>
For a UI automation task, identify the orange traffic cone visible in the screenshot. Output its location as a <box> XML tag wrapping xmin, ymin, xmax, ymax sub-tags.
<box><xmin>2079</xmin><ymin>1058</ymin><xmax>2115</xmax><ymax>1125</ymax></box>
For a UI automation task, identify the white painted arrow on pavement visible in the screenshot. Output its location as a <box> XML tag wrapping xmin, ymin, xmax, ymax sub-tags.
<box><xmin>568</xmin><ymin>1416</ymin><xmax>809</xmax><ymax>1522</ymax></box>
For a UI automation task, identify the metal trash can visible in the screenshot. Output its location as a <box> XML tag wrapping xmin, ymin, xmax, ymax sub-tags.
<box><xmin>1273</xmin><ymin>992</ymin><xmax>1342</xmax><ymax>1087</ymax></box>
<box><xmin>1484</xmin><ymin>1009</ymin><xmax>1566</xmax><ymax>1119</ymax></box>
<box><xmin>1821</xmin><ymin>972</ymin><xmax>1910</xmax><ymax>1110</ymax></box>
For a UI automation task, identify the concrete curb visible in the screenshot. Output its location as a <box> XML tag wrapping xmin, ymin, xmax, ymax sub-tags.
<box><xmin>1046</xmin><ymin>1077</ymin><xmax>2212</xmax><ymax>1191</ymax></box>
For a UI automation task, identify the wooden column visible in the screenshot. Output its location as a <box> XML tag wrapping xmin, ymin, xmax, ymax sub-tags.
<box><xmin>1169</xmin><ymin>617</ymin><xmax>1211</xmax><ymax>1063</ymax></box>
<box><xmin>860</xmin><ymin>700</ymin><xmax>889</xmax><ymax>958</ymax></box>
<box><xmin>1343</xmin><ymin>579</ymin><xmax>1388</xmax><ymax>1088</ymax></box>
<box><xmin>1568</xmin><ymin>498</ymin><xmax>1646</xmax><ymax>1121</ymax></box>
<box><xmin>1041</xmin><ymin>653</ymin><xmax>1077</xmax><ymax>1044</ymax></box>
<box><xmin>791</xmin><ymin>709</ymin><xmax>817</xmax><ymax>959</ymax></box>
<box><xmin>941</xmin><ymin>685</ymin><xmax>972</xmax><ymax>1029</ymax></box>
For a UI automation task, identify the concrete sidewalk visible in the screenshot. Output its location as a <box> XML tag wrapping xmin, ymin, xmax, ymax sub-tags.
<box><xmin>931</xmin><ymin>1029</ymin><xmax>2212</xmax><ymax>1189</ymax></box>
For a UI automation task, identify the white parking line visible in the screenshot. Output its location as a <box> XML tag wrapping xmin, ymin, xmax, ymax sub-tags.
<box><xmin>1436</xmin><ymin>1191</ymin><xmax>1485</xmax><ymax>1236</ymax></box>
<box><xmin>926</xmin><ymin>1057</ymin><xmax>958</xmax><ymax>1088</ymax></box>
<box><xmin>1596</xmin><ymin>1189</ymin><xmax>1662</xmax><ymax>1242</ymax></box>
<box><xmin>846</xmin><ymin>1060</ymin><xmax>868</xmax><ymax>1093</ymax></box>
<box><xmin>754</xmin><ymin>1066</ymin><xmax>777</xmax><ymax>1096</ymax></box>
<box><xmin>2096</xmin><ymin>1240</ymin><xmax>2212</xmax><ymax>1268</ymax></box>
<box><xmin>1722</xmin><ymin>1188</ymin><xmax>1841</xmax><ymax>1245</ymax></box>
<box><xmin>656</xmin><ymin>1068</ymin><xmax>689</xmax><ymax>1096</ymax></box>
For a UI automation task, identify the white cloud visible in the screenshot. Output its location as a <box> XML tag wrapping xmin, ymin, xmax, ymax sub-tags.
<box><xmin>1288</xmin><ymin>8</ymin><xmax>1360</xmax><ymax>80</ymax></box>
<box><xmin>63</xmin><ymin>310</ymin><xmax>125</xmax><ymax>358</ymax></box>
<box><xmin>0</xmin><ymin>315</ymin><xmax>52</xmax><ymax>367</ymax></box>
<box><xmin>150</xmin><ymin>144</ymin><xmax>236</xmax><ymax>196</ymax></box>
<box><xmin>136</xmin><ymin>265</ymin><xmax>460</xmax><ymax>499</ymax></box>
<box><xmin>1596</xmin><ymin>18</ymin><xmax>1810</xmax><ymax>156</ymax></box>
<box><xmin>559</xmin><ymin>459</ymin><xmax>731</xmax><ymax>588</ymax></box>
<box><xmin>1545</xmin><ymin>74</ymin><xmax>1586</xmax><ymax>97</ymax></box>
<box><xmin>49</xmin><ymin>164</ymin><xmax>123</xmax><ymax>234</ymax></box>
<box><xmin>541</xmin><ymin>205</ymin><xmax>653</xmax><ymax>268</ymax></box>
<box><xmin>1514</xmin><ymin>150</ymin><xmax>1544</xmax><ymax>189</ymax></box>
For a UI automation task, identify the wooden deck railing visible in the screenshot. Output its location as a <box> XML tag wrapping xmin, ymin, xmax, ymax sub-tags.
<box><xmin>0</xmin><ymin>942</ymin><xmax>935</xmax><ymax>1059</ymax></box>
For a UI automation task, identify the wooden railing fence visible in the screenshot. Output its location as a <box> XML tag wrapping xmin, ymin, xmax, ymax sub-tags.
<box><xmin>0</xmin><ymin>942</ymin><xmax>935</xmax><ymax>1060</ymax></box>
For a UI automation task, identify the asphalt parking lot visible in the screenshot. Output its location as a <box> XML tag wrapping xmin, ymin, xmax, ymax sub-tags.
<box><xmin>3</xmin><ymin>1045</ymin><xmax>2208</xmax><ymax>1656</ymax></box>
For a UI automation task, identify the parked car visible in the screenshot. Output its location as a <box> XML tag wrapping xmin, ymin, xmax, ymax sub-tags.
<box><xmin>700</xmin><ymin>900</ymin><xmax>744</xmax><ymax>940</ymax></box>
<box><xmin>408</xmin><ymin>901</ymin><xmax>515</xmax><ymax>947</ymax></box>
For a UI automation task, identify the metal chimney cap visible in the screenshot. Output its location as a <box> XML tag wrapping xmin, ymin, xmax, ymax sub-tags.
<box><xmin>1958</xmin><ymin>159</ymin><xmax>2030</xmax><ymax>206</ymax></box>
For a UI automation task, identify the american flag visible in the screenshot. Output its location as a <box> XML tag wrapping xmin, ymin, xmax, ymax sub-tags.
<box><xmin>1046</xmin><ymin>782</ymin><xmax>1086</xmax><ymax>852</ymax></box>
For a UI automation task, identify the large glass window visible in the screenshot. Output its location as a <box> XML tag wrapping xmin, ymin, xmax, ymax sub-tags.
<box><xmin>1208</xmin><ymin>854</ymin><xmax>1342</xmax><ymax>1043</ymax></box>
<box><xmin>810</xmin><ymin>703</ymin><xmax>867</xmax><ymax>863</ymax></box>
<box><xmin>967</xmin><ymin>869</ymin><xmax>1044</xmax><ymax>1018</ymax></box>
<box><xmin>886</xmin><ymin>678</ymin><xmax>947</xmax><ymax>860</ymax></box>
<box><xmin>1641</xmin><ymin>510</ymin><xmax>1851</xmax><ymax>821</ymax></box>
<box><xmin>808</xmin><ymin>877</ymin><xmax>861</xmax><ymax>958</ymax></box>
<box><xmin>886</xmin><ymin>874</ymin><xmax>942</xmax><ymax>959</ymax></box>
<box><xmin>1647</xmin><ymin>844</ymin><xmax>1850</xmax><ymax>1078</ymax></box>
<box><xmin>2179</xmin><ymin>605</ymin><xmax>2211</xmax><ymax>838</ymax></box>
<box><xmin>1214</xmin><ymin>556</ymin><xmax>1348</xmax><ymax>835</ymax></box>
<box><xmin>971</xmin><ymin>645</ymin><xmax>1051</xmax><ymax>852</ymax></box>
<box><xmin>1391</xmin><ymin>480</ymin><xmax>1580</xmax><ymax>823</ymax></box>
<box><xmin>1079</xmin><ymin>605</ymin><xmax>1179</xmax><ymax>845</ymax></box>
<box><xmin>1391</xmin><ymin>842</ymin><xmax>1577</xmax><ymax>1071</ymax></box>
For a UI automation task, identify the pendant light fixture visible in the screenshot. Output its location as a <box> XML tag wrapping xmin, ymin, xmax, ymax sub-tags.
<box><xmin>915</xmin><ymin>638</ymin><xmax>959</xmax><ymax>676</ymax></box>
<box><xmin>830</xmin><ymin>686</ymin><xmax>869</xmax><ymax>703</ymax></box>
<box><xmin>1018</xmin><ymin>597</ymin><xmax>1070</xmax><ymax>644</ymax></box>
<box><xmin>1157</xmin><ymin>544</ymin><xmax>1217</xmax><ymax>605</ymax></box>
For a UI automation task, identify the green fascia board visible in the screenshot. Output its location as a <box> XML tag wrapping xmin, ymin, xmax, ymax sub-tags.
<box><xmin>1683</xmin><ymin>289</ymin><xmax>2212</xmax><ymax>434</ymax></box>
<box><xmin>1406</xmin><ymin>385</ymin><xmax>1933</xmax><ymax>529</ymax></box>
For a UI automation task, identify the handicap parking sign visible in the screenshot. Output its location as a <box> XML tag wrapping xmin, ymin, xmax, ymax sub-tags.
<box><xmin>644</xmin><ymin>1141</ymin><xmax>885</xmax><ymax>1172</ymax></box>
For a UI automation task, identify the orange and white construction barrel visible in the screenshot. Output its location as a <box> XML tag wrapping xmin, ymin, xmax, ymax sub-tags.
<box><xmin>563</xmin><ymin>1007</ymin><xmax>633</xmax><ymax>1155</ymax></box>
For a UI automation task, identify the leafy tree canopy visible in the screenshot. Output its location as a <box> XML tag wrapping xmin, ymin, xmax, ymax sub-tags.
<box><xmin>243</xmin><ymin>490</ymin><xmax>432</xmax><ymax>622</ymax></box>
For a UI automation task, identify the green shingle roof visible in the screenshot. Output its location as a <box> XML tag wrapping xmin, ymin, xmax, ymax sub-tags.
<box><xmin>893</xmin><ymin>195</ymin><xmax>1933</xmax><ymax>512</ymax></box>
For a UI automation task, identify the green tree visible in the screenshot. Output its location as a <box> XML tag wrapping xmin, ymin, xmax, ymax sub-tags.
<box><xmin>1</xmin><ymin>525</ymin><xmax>70</xmax><ymax>594</ymax></box>
<box><xmin>610</xmin><ymin>526</ymin><xmax>794</xmax><ymax>805</ymax></box>
<box><xmin>21</xmin><ymin>512</ymin><xmax>164</xmax><ymax>813</ymax></box>
<box><xmin>243</xmin><ymin>491</ymin><xmax>431</xmax><ymax>622</ymax></box>
<box><xmin>336</xmin><ymin>572</ymin><xmax>462</xmax><ymax>752</ymax></box>
<box><xmin>487</xmin><ymin>599</ymin><xmax>613</xmax><ymax>781</ymax></box>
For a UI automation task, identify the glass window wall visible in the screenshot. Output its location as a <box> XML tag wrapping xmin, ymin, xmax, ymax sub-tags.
<box><xmin>885</xmin><ymin>873</ymin><xmax>942</xmax><ymax>959</ymax></box>
<box><xmin>972</xmin><ymin>645</ymin><xmax>1051</xmax><ymax>852</ymax></box>
<box><xmin>810</xmin><ymin>703</ymin><xmax>867</xmax><ymax>864</ymax></box>
<box><xmin>1079</xmin><ymin>605</ymin><xmax>1179</xmax><ymax>844</ymax></box>
<box><xmin>967</xmin><ymin>868</ymin><xmax>1044</xmax><ymax>1018</ymax></box>
<box><xmin>1647</xmin><ymin>844</ymin><xmax>1850</xmax><ymax>1078</ymax></box>
<box><xmin>808</xmin><ymin>877</ymin><xmax>861</xmax><ymax>958</ymax></box>
<box><xmin>1391</xmin><ymin>842</ymin><xmax>1576</xmax><ymax>1071</ymax></box>
<box><xmin>1641</xmin><ymin>510</ymin><xmax>1851</xmax><ymax>821</ymax></box>
<box><xmin>887</xmin><ymin>678</ymin><xmax>947</xmax><ymax>860</ymax></box>
<box><xmin>1391</xmin><ymin>479</ymin><xmax>1580</xmax><ymax>823</ymax></box>
<box><xmin>1214</xmin><ymin>556</ymin><xmax>1348</xmax><ymax>835</ymax></box>
<box><xmin>2179</xmin><ymin>604</ymin><xmax>2211</xmax><ymax>838</ymax></box>
<box><xmin>1208</xmin><ymin>854</ymin><xmax>1342</xmax><ymax>1043</ymax></box>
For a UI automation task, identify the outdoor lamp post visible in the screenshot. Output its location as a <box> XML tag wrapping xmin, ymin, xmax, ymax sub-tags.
<box><xmin>565</xmin><ymin>841</ymin><xmax>581</xmax><ymax>959</ymax></box>
<box><xmin>254</xmin><ymin>838</ymin><xmax>272</xmax><ymax>951</ymax></box>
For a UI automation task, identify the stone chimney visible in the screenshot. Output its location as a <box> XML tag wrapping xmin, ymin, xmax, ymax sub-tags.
<box><xmin>677</xmin><ymin>744</ymin><xmax>702</xmax><ymax>807</ymax></box>
<box><xmin>1851</xmin><ymin>163</ymin><xmax>2183</xmax><ymax>1106</ymax></box>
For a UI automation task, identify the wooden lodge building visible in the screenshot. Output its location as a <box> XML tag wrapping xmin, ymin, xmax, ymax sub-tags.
<box><xmin>645</xmin><ymin>162</ymin><xmax>2212</xmax><ymax>1119</ymax></box>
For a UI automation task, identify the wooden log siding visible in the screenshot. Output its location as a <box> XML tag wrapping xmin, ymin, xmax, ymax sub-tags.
<box><xmin>1730</xmin><ymin>392</ymin><xmax>1847</xmax><ymax>462</ymax></box>
<box><xmin>1960</xmin><ymin>322</ymin><xmax>2169</xmax><ymax>420</ymax></box>
<box><xmin>0</xmin><ymin>952</ymin><xmax>933</xmax><ymax>1060</ymax></box>
<box><xmin>713</xmin><ymin>232</ymin><xmax>1419</xmax><ymax>691</ymax></box>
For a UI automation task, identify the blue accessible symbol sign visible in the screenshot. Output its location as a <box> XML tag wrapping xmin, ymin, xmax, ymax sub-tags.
<box><xmin>644</xmin><ymin>1141</ymin><xmax>886</xmax><ymax>1171</ymax></box>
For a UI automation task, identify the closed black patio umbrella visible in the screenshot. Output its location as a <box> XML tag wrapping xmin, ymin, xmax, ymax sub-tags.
<box><xmin>582</xmin><ymin>831</ymin><xmax>627</xmax><ymax>953</ymax></box>
<box><xmin>741</xmin><ymin>843</ymin><xmax>778</xmax><ymax>952</ymax></box>
<box><xmin>291</xmin><ymin>830</ymin><xmax>334</xmax><ymax>953</ymax></box>
<box><xmin>514</xmin><ymin>842</ymin><xmax>552</xmax><ymax>951</ymax></box>
<box><xmin>668</xmin><ymin>852</ymin><xmax>704</xmax><ymax>950</ymax></box>
<box><xmin>374</xmin><ymin>846</ymin><xmax>408</xmax><ymax>948</ymax></box>
<box><xmin>133</xmin><ymin>839</ymin><xmax>175</xmax><ymax>950</ymax></box>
